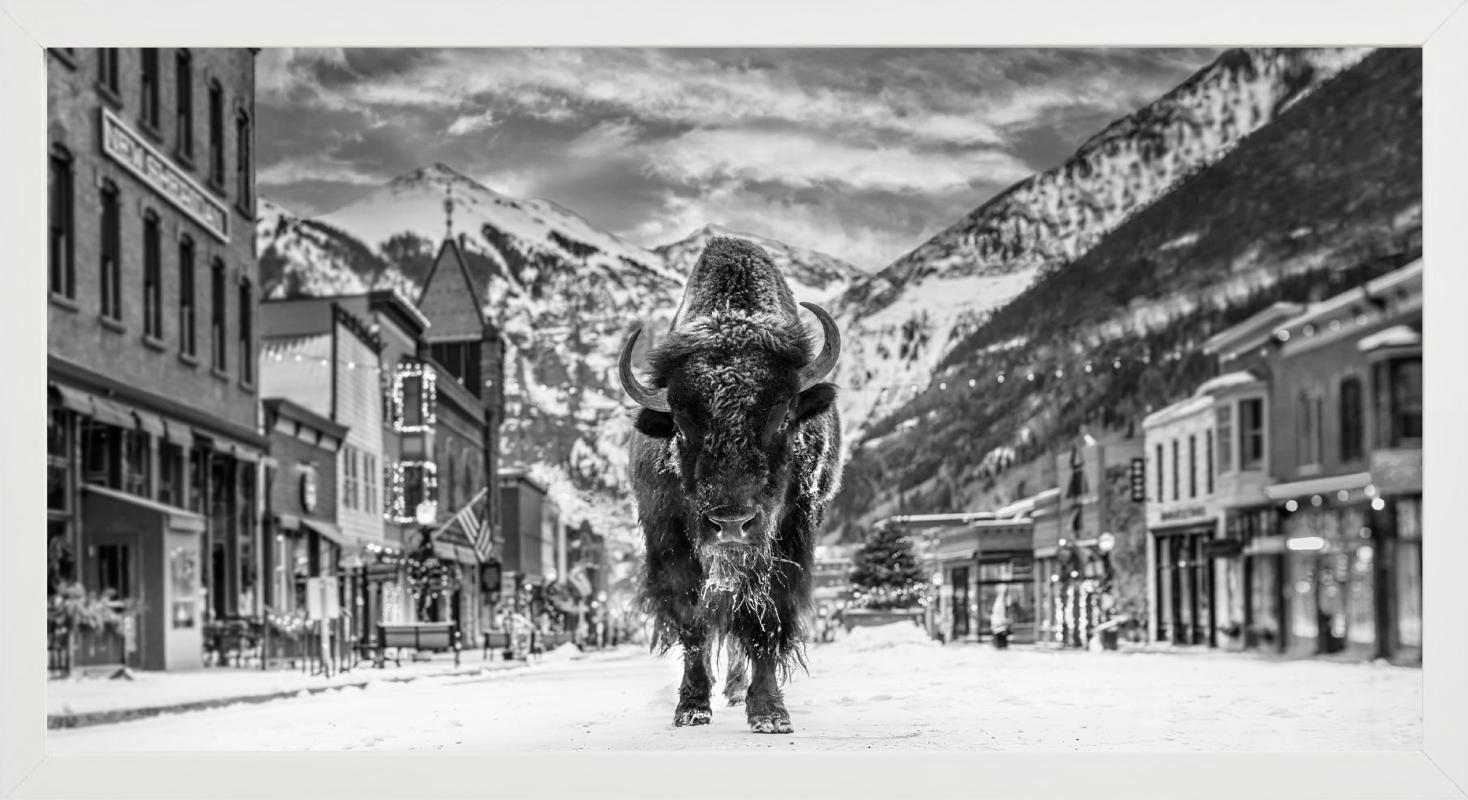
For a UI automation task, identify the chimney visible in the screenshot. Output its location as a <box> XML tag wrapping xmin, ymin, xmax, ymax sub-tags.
<box><xmin>459</xmin><ymin>233</ymin><xmax>467</xmax><ymax>253</ymax></box>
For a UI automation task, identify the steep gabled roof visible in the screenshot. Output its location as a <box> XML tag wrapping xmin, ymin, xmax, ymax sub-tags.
<box><xmin>417</xmin><ymin>236</ymin><xmax>488</xmax><ymax>340</ymax></box>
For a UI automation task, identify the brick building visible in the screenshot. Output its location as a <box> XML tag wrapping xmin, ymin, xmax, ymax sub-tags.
<box><xmin>47</xmin><ymin>48</ymin><xmax>262</xmax><ymax>671</ymax></box>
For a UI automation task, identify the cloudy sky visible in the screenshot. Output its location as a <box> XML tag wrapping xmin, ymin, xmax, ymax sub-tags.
<box><xmin>257</xmin><ymin>48</ymin><xmax>1219</xmax><ymax>270</ymax></box>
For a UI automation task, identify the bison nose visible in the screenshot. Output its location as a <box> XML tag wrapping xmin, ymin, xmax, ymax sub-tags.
<box><xmin>704</xmin><ymin>506</ymin><xmax>759</xmax><ymax>542</ymax></box>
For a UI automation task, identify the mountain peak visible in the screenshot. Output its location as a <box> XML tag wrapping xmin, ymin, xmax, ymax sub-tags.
<box><xmin>388</xmin><ymin>162</ymin><xmax>495</xmax><ymax>195</ymax></box>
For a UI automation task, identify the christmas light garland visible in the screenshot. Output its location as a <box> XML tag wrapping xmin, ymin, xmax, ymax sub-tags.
<box><xmin>390</xmin><ymin>361</ymin><xmax>438</xmax><ymax>432</ymax></box>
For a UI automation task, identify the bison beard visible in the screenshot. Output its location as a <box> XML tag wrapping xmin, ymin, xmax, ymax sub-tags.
<box><xmin>624</xmin><ymin>237</ymin><xmax>841</xmax><ymax>735</ymax></box>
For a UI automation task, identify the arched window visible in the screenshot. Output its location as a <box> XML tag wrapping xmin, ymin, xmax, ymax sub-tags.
<box><xmin>207</xmin><ymin>80</ymin><xmax>225</xmax><ymax>188</ymax></box>
<box><xmin>174</xmin><ymin>49</ymin><xmax>193</xmax><ymax>159</ymax></box>
<box><xmin>178</xmin><ymin>236</ymin><xmax>196</xmax><ymax>356</ymax></box>
<box><xmin>142</xmin><ymin>210</ymin><xmax>162</xmax><ymax>338</ymax></box>
<box><xmin>235</xmin><ymin>110</ymin><xmax>253</xmax><ymax>213</ymax></box>
<box><xmin>139</xmin><ymin>49</ymin><xmax>160</xmax><ymax>131</ymax></box>
<box><xmin>48</xmin><ymin>145</ymin><xmax>74</xmax><ymax>299</ymax></box>
<box><xmin>210</xmin><ymin>258</ymin><xmax>227</xmax><ymax>370</ymax></box>
<box><xmin>99</xmin><ymin>180</ymin><xmax>121</xmax><ymax>321</ymax></box>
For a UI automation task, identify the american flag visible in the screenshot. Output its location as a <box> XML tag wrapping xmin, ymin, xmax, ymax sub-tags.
<box><xmin>449</xmin><ymin>487</ymin><xmax>492</xmax><ymax>561</ymax></box>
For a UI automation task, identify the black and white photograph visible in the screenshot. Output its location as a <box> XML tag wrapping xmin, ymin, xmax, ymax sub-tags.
<box><xmin>5</xmin><ymin>3</ymin><xmax>1467</xmax><ymax>796</ymax></box>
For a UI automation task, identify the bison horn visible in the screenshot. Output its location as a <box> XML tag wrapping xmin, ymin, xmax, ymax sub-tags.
<box><xmin>797</xmin><ymin>302</ymin><xmax>841</xmax><ymax>391</ymax></box>
<box><xmin>618</xmin><ymin>327</ymin><xmax>670</xmax><ymax>413</ymax></box>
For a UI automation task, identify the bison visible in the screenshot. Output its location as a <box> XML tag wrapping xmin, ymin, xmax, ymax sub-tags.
<box><xmin>620</xmin><ymin>237</ymin><xmax>843</xmax><ymax>734</ymax></box>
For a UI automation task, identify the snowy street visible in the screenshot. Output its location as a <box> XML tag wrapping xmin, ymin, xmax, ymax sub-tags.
<box><xmin>47</xmin><ymin>625</ymin><xmax>1420</xmax><ymax>752</ymax></box>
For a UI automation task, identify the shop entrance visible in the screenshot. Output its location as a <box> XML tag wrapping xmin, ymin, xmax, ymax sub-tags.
<box><xmin>1154</xmin><ymin>525</ymin><xmax>1214</xmax><ymax>646</ymax></box>
<box><xmin>950</xmin><ymin>566</ymin><xmax>970</xmax><ymax>639</ymax></box>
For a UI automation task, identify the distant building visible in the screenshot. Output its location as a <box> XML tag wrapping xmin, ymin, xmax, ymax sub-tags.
<box><xmin>1195</xmin><ymin>261</ymin><xmax>1421</xmax><ymax>663</ymax></box>
<box><xmin>259</xmin><ymin>397</ymin><xmax>347</xmax><ymax>662</ymax></box>
<box><xmin>47</xmin><ymin>48</ymin><xmax>262</xmax><ymax>671</ymax></box>
<box><xmin>258</xmin><ymin>300</ymin><xmax>394</xmax><ymax>637</ymax></box>
<box><xmin>499</xmin><ymin>469</ymin><xmax>563</xmax><ymax>615</ymax></box>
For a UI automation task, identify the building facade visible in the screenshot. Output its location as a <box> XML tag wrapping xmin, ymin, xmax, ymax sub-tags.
<box><xmin>47</xmin><ymin>48</ymin><xmax>263</xmax><ymax>671</ymax></box>
<box><xmin>260</xmin><ymin>397</ymin><xmax>347</xmax><ymax>662</ymax></box>
<box><xmin>1190</xmin><ymin>262</ymin><xmax>1422</xmax><ymax>663</ymax></box>
<box><xmin>498</xmin><ymin>469</ymin><xmax>562</xmax><ymax>616</ymax></box>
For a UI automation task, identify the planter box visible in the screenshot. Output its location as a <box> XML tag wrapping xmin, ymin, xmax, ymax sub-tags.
<box><xmin>840</xmin><ymin>609</ymin><xmax>924</xmax><ymax>632</ymax></box>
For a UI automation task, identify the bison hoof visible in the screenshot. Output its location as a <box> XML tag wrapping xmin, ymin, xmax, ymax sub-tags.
<box><xmin>748</xmin><ymin>714</ymin><xmax>794</xmax><ymax>734</ymax></box>
<box><xmin>674</xmin><ymin>707</ymin><xmax>712</xmax><ymax>727</ymax></box>
<box><xmin>725</xmin><ymin>687</ymin><xmax>747</xmax><ymax>706</ymax></box>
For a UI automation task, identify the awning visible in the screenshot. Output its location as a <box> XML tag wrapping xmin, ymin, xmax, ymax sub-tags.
<box><xmin>89</xmin><ymin>396</ymin><xmax>135</xmax><ymax>428</ymax></box>
<box><xmin>49</xmin><ymin>383</ymin><xmax>93</xmax><ymax>414</ymax></box>
<box><xmin>231</xmin><ymin>444</ymin><xmax>262</xmax><ymax>464</ymax></box>
<box><xmin>1265</xmin><ymin>472</ymin><xmax>1373</xmax><ymax>502</ymax></box>
<box><xmin>82</xmin><ymin>484</ymin><xmax>206</xmax><ymax>533</ymax></box>
<box><xmin>133</xmin><ymin>409</ymin><xmax>165</xmax><ymax>437</ymax></box>
<box><xmin>301</xmin><ymin>518</ymin><xmax>348</xmax><ymax>547</ymax></box>
<box><xmin>162</xmin><ymin>419</ymin><xmax>194</xmax><ymax>448</ymax></box>
<box><xmin>1358</xmin><ymin>325</ymin><xmax>1420</xmax><ymax>353</ymax></box>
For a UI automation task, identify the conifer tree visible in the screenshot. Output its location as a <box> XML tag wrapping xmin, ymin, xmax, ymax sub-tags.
<box><xmin>849</xmin><ymin>523</ymin><xmax>929</xmax><ymax>609</ymax></box>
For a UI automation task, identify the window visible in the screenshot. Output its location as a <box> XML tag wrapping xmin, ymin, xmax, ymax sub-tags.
<box><xmin>211</xmin><ymin>259</ymin><xmax>226</xmax><ymax>371</ymax></box>
<box><xmin>402</xmin><ymin>375</ymin><xmax>424</xmax><ymax>427</ymax></box>
<box><xmin>1188</xmin><ymin>434</ymin><xmax>1197</xmax><ymax>499</ymax></box>
<box><xmin>158</xmin><ymin>443</ymin><xmax>184</xmax><ymax>507</ymax></box>
<box><xmin>48</xmin><ymin>406</ymin><xmax>70</xmax><ymax>512</ymax></box>
<box><xmin>139</xmin><ymin>48</ymin><xmax>160</xmax><ymax>131</ymax></box>
<box><xmin>143</xmin><ymin>211</ymin><xmax>162</xmax><ymax>338</ymax></box>
<box><xmin>123</xmin><ymin>428</ymin><xmax>150</xmax><ymax>497</ymax></box>
<box><xmin>341</xmin><ymin>446</ymin><xmax>359</xmax><ymax>511</ymax></box>
<box><xmin>1340</xmin><ymin>376</ymin><xmax>1365</xmax><ymax>462</ymax></box>
<box><xmin>364</xmin><ymin>454</ymin><xmax>377</xmax><ymax>514</ymax></box>
<box><xmin>174</xmin><ymin>50</ymin><xmax>193</xmax><ymax>159</ymax></box>
<box><xmin>82</xmin><ymin>420</ymin><xmax>121</xmax><ymax>488</ymax></box>
<box><xmin>100</xmin><ymin>181</ymin><xmax>121</xmax><ymax>321</ymax></box>
<box><xmin>178</xmin><ymin>237</ymin><xmax>196</xmax><ymax>356</ymax></box>
<box><xmin>238</xmin><ymin>278</ymin><xmax>253</xmax><ymax>384</ymax></box>
<box><xmin>207</xmin><ymin>81</ymin><xmax>224</xmax><ymax>188</ymax></box>
<box><xmin>1215</xmin><ymin>405</ymin><xmax>1233</xmax><ymax>474</ymax></box>
<box><xmin>49</xmin><ymin>147</ymin><xmax>74</xmax><ymax>299</ymax></box>
<box><xmin>1171</xmin><ymin>440</ymin><xmax>1179</xmax><ymax>502</ymax></box>
<box><xmin>430</xmin><ymin>341</ymin><xmax>483</xmax><ymax>397</ymax></box>
<box><xmin>1297</xmin><ymin>392</ymin><xmax>1323</xmax><ymax>467</ymax></box>
<box><xmin>1205</xmin><ymin>430</ymin><xmax>1214</xmax><ymax>495</ymax></box>
<box><xmin>1375</xmin><ymin>358</ymin><xmax>1423</xmax><ymax>447</ymax></box>
<box><xmin>1240</xmin><ymin>398</ymin><xmax>1265</xmax><ymax>470</ymax></box>
<box><xmin>1155</xmin><ymin>444</ymin><xmax>1164</xmax><ymax>502</ymax></box>
<box><xmin>97</xmin><ymin>48</ymin><xmax>119</xmax><ymax>96</ymax></box>
<box><xmin>235</xmin><ymin>111</ymin><xmax>252</xmax><ymax>212</ymax></box>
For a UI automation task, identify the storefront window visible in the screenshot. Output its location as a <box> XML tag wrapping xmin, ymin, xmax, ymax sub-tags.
<box><xmin>169</xmin><ymin>546</ymin><xmax>198</xmax><ymax>629</ymax></box>
<box><xmin>1346</xmin><ymin>545</ymin><xmax>1376</xmax><ymax>650</ymax></box>
<box><xmin>158</xmin><ymin>443</ymin><xmax>184</xmax><ymax>508</ymax></box>
<box><xmin>1215</xmin><ymin>405</ymin><xmax>1233</xmax><ymax>473</ymax></box>
<box><xmin>48</xmin><ymin>407</ymin><xmax>70</xmax><ymax>511</ymax></box>
<box><xmin>1287</xmin><ymin>553</ymin><xmax>1317</xmax><ymax>652</ymax></box>
<box><xmin>1395</xmin><ymin>540</ymin><xmax>1422</xmax><ymax>650</ymax></box>
<box><xmin>1247</xmin><ymin>555</ymin><xmax>1281</xmax><ymax>648</ymax></box>
<box><xmin>82</xmin><ymin>420</ymin><xmax>120</xmax><ymax>489</ymax></box>
<box><xmin>238</xmin><ymin>462</ymin><xmax>256</xmax><ymax>614</ymax></box>
<box><xmin>123</xmin><ymin>429</ymin><xmax>151</xmax><ymax>497</ymax></box>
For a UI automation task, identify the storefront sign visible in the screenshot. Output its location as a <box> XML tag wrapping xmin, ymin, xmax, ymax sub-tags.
<box><xmin>1129</xmin><ymin>458</ymin><xmax>1146</xmax><ymax>502</ymax></box>
<box><xmin>100</xmin><ymin>109</ymin><xmax>230</xmax><ymax>243</ymax></box>
<box><xmin>1159</xmin><ymin>506</ymin><xmax>1209</xmax><ymax>522</ymax></box>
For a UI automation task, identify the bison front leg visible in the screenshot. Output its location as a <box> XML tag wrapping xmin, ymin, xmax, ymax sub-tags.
<box><xmin>674</xmin><ymin>631</ymin><xmax>714</xmax><ymax>727</ymax></box>
<box><xmin>722</xmin><ymin>638</ymin><xmax>749</xmax><ymax>707</ymax></box>
<box><xmin>745</xmin><ymin>654</ymin><xmax>793</xmax><ymax>734</ymax></box>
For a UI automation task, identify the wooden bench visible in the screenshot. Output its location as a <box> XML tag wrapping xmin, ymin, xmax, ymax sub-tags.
<box><xmin>482</xmin><ymin>630</ymin><xmax>512</xmax><ymax>661</ymax></box>
<box><xmin>376</xmin><ymin>622</ymin><xmax>460</xmax><ymax>668</ymax></box>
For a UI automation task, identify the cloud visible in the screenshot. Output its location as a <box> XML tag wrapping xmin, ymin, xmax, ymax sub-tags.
<box><xmin>647</xmin><ymin>128</ymin><xmax>1031</xmax><ymax>194</ymax></box>
<box><xmin>447</xmin><ymin>110</ymin><xmax>497</xmax><ymax>136</ymax></box>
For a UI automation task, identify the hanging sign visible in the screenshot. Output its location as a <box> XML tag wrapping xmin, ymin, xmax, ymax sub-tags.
<box><xmin>1129</xmin><ymin>458</ymin><xmax>1146</xmax><ymax>503</ymax></box>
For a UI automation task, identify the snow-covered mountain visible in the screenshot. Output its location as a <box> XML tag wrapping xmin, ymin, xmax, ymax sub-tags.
<box><xmin>655</xmin><ymin>223</ymin><xmax>864</xmax><ymax>304</ymax></box>
<box><xmin>259</xmin><ymin>165</ymin><xmax>864</xmax><ymax>544</ymax></box>
<box><xmin>832</xmin><ymin>47</ymin><xmax>1373</xmax><ymax>435</ymax></box>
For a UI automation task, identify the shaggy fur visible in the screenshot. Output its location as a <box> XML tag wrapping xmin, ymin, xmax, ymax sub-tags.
<box><xmin>628</xmin><ymin>237</ymin><xmax>843</xmax><ymax>734</ymax></box>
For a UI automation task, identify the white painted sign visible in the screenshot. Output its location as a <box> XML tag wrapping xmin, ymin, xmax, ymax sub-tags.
<box><xmin>100</xmin><ymin>108</ymin><xmax>230</xmax><ymax>243</ymax></box>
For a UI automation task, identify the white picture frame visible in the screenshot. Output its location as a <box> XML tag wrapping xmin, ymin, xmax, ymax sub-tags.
<box><xmin>2</xmin><ymin>1</ymin><xmax>1464</xmax><ymax>798</ymax></box>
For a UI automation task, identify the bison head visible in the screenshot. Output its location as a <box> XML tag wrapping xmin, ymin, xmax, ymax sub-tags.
<box><xmin>619</xmin><ymin>239</ymin><xmax>840</xmax><ymax>564</ymax></box>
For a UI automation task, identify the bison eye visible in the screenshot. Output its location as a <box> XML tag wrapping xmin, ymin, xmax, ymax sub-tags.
<box><xmin>761</xmin><ymin>398</ymin><xmax>795</xmax><ymax>444</ymax></box>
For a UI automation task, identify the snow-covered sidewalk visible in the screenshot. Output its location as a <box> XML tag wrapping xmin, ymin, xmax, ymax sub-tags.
<box><xmin>48</xmin><ymin>645</ymin><xmax>605</xmax><ymax>727</ymax></box>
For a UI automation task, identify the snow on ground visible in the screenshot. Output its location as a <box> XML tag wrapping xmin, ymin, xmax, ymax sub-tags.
<box><xmin>48</xmin><ymin>625</ymin><xmax>1419</xmax><ymax>753</ymax></box>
